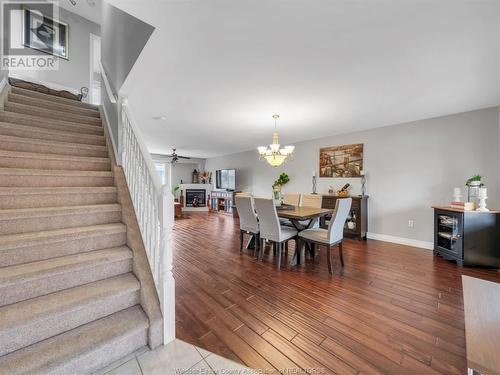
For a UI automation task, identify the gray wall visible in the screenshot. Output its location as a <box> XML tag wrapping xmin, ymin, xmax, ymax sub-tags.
<box><xmin>101</xmin><ymin>2</ymin><xmax>154</xmax><ymax>93</ymax></box>
<box><xmin>205</xmin><ymin>107</ymin><xmax>500</xmax><ymax>244</ymax></box>
<box><xmin>9</xmin><ymin>7</ymin><xmax>100</xmax><ymax>92</ymax></box>
<box><xmin>172</xmin><ymin>163</ymin><xmax>200</xmax><ymax>187</ymax></box>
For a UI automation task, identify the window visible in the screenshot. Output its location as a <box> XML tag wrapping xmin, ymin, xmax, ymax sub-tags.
<box><xmin>155</xmin><ymin>163</ymin><xmax>166</xmax><ymax>185</ymax></box>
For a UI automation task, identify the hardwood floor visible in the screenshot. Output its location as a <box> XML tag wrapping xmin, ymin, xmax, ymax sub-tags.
<box><xmin>173</xmin><ymin>212</ymin><xmax>500</xmax><ymax>374</ymax></box>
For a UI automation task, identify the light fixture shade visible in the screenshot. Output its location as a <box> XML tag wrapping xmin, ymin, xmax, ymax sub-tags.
<box><xmin>257</xmin><ymin>146</ymin><xmax>267</xmax><ymax>155</ymax></box>
<box><xmin>264</xmin><ymin>154</ymin><xmax>287</xmax><ymax>167</ymax></box>
<box><xmin>270</xmin><ymin>143</ymin><xmax>281</xmax><ymax>152</ymax></box>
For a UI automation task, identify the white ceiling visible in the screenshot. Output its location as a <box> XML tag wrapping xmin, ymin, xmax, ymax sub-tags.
<box><xmin>58</xmin><ymin>0</ymin><xmax>102</xmax><ymax>24</ymax></box>
<box><xmin>111</xmin><ymin>0</ymin><xmax>500</xmax><ymax>159</ymax></box>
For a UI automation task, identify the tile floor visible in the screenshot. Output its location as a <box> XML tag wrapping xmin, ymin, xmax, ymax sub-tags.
<box><xmin>99</xmin><ymin>339</ymin><xmax>256</xmax><ymax>375</ymax></box>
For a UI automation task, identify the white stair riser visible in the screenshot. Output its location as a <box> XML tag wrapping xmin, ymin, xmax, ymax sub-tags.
<box><xmin>0</xmin><ymin>258</ymin><xmax>132</xmax><ymax>306</ymax></box>
<box><xmin>0</xmin><ymin>231</ymin><xmax>127</xmax><ymax>267</ymax></box>
<box><xmin>0</xmin><ymin>210</ymin><xmax>122</xmax><ymax>235</ymax></box>
<box><xmin>0</xmin><ymin>289</ymin><xmax>140</xmax><ymax>356</ymax></box>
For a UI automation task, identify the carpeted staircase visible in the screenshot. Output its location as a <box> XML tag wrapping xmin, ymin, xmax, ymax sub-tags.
<box><xmin>0</xmin><ymin>86</ymin><xmax>160</xmax><ymax>374</ymax></box>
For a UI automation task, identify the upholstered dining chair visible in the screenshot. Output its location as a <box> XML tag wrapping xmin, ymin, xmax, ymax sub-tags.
<box><xmin>298</xmin><ymin>198</ymin><xmax>352</xmax><ymax>274</ymax></box>
<box><xmin>301</xmin><ymin>194</ymin><xmax>322</xmax><ymax>208</ymax></box>
<box><xmin>299</xmin><ymin>194</ymin><xmax>323</xmax><ymax>229</ymax></box>
<box><xmin>283</xmin><ymin>193</ymin><xmax>301</xmax><ymax>206</ymax></box>
<box><xmin>235</xmin><ymin>195</ymin><xmax>260</xmax><ymax>257</ymax></box>
<box><xmin>254</xmin><ymin>198</ymin><xmax>298</xmax><ymax>269</ymax></box>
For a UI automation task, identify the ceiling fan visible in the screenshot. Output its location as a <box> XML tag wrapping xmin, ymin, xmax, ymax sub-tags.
<box><xmin>166</xmin><ymin>149</ymin><xmax>191</xmax><ymax>164</ymax></box>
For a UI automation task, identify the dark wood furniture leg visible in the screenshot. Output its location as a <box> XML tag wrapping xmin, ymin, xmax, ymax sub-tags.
<box><xmin>339</xmin><ymin>241</ymin><xmax>344</xmax><ymax>268</ymax></box>
<box><xmin>239</xmin><ymin>230</ymin><xmax>244</xmax><ymax>253</ymax></box>
<box><xmin>327</xmin><ymin>244</ymin><xmax>333</xmax><ymax>274</ymax></box>
<box><xmin>277</xmin><ymin>242</ymin><xmax>282</xmax><ymax>270</ymax></box>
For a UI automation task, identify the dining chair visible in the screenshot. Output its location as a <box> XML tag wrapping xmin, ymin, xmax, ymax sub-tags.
<box><xmin>301</xmin><ymin>194</ymin><xmax>322</xmax><ymax>208</ymax></box>
<box><xmin>283</xmin><ymin>193</ymin><xmax>301</xmax><ymax>206</ymax></box>
<box><xmin>254</xmin><ymin>198</ymin><xmax>298</xmax><ymax>269</ymax></box>
<box><xmin>235</xmin><ymin>195</ymin><xmax>260</xmax><ymax>257</ymax></box>
<box><xmin>297</xmin><ymin>198</ymin><xmax>352</xmax><ymax>274</ymax></box>
<box><xmin>299</xmin><ymin>194</ymin><xmax>323</xmax><ymax>229</ymax></box>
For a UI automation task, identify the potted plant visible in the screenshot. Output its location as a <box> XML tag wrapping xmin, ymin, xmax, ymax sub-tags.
<box><xmin>172</xmin><ymin>185</ymin><xmax>180</xmax><ymax>202</ymax></box>
<box><xmin>272</xmin><ymin>173</ymin><xmax>290</xmax><ymax>205</ymax></box>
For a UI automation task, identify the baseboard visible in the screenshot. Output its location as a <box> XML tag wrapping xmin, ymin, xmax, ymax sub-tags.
<box><xmin>8</xmin><ymin>72</ymin><xmax>80</xmax><ymax>95</ymax></box>
<box><xmin>367</xmin><ymin>232</ymin><xmax>433</xmax><ymax>250</ymax></box>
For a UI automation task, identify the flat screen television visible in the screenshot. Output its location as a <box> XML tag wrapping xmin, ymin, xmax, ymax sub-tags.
<box><xmin>216</xmin><ymin>169</ymin><xmax>236</xmax><ymax>191</ymax></box>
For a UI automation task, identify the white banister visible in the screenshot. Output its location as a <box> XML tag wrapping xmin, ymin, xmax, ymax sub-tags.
<box><xmin>119</xmin><ymin>99</ymin><xmax>175</xmax><ymax>344</ymax></box>
<box><xmin>98</xmin><ymin>60</ymin><xmax>117</xmax><ymax>104</ymax></box>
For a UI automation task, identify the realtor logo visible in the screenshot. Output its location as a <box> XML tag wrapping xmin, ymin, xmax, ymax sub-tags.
<box><xmin>1</xmin><ymin>0</ymin><xmax>63</xmax><ymax>70</ymax></box>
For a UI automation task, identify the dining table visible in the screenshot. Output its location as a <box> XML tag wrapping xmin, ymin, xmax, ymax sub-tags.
<box><xmin>244</xmin><ymin>205</ymin><xmax>334</xmax><ymax>265</ymax></box>
<box><xmin>277</xmin><ymin>205</ymin><xmax>334</xmax><ymax>265</ymax></box>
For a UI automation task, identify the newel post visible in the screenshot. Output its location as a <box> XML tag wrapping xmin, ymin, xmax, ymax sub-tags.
<box><xmin>117</xmin><ymin>95</ymin><xmax>128</xmax><ymax>166</ymax></box>
<box><xmin>160</xmin><ymin>174</ymin><xmax>175</xmax><ymax>344</ymax></box>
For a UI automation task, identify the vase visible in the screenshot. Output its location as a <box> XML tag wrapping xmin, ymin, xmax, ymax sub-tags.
<box><xmin>273</xmin><ymin>186</ymin><xmax>282</xmax><ymax>206</ymax></box>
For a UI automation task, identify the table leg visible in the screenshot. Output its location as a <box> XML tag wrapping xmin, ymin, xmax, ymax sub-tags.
<box><xmin>246</xmin><ymin>234</ymin><xmax>255</xmax><ymax>249</ymax></box>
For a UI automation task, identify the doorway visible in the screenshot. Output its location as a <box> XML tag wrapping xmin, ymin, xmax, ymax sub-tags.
<box><xmin>89</xmin><ymin>33</ymin><xmax>101</xmax><ymax>105</ymax></box>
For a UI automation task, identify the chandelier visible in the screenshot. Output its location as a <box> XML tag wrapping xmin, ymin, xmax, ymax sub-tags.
<box><xmin>257</xmin><ymin>114</ymin><xmax>295</xmax><ymax>167</ymax></box>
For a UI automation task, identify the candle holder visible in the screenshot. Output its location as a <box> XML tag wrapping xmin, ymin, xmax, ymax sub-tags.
<box><xmin>477</xmin><ymin>188</ymin><xmax>489</xmax><ymax>212</ymax></box>
<box><xmin>312</xmin><ymin>175</ymin><xmax>317</xmax><ymax>194</ymax></box>
<box><xmin>361</xmin><ymin>174</ymin><xmax>366</xmax><ymax>196</ymax></box>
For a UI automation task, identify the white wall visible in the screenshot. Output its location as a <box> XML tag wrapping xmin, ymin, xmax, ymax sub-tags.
<box><xmin>205</xmin><ymin>107</ymin><xmax>500</xmax><ymax>245</ymax></box>
<box><xmin>8</xmin><ymin>7</ymin><xmax>100</xmax><ymax>93</ymax></box>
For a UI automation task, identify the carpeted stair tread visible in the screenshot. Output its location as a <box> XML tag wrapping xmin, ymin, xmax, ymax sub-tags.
<box><xmin>11</xmin><ymin>86</ymin><xmax>99</xmax><ymax>110</ymax></box>
<box><xmin>0</xmin><ymin>203</ymin><xmax>121</xmax><ymax>220</ymax></box>
<box><xmin>0</xmin><ymin>223</ymin><xmax>126</xmax><ymax>250</ymax></box>
<box><xmin>0</xmin><ymin>204</ymin><xmax>122</xmax><ymax>235</ymax></box>
<box><xmin>0</xmin><ymin>111</ymin><xmax>103</xmax><ymax>135</ymax></box>
<box><xmin>5</xmin><ymin>102</ymin><xmax>102</xmax><ymax>126</ymax></box>
<box><xmin>0</xmin><ymin>121</ymin><xmax>106</xmax><ymax>146</ymax></box>
<box><xmin>0</xmin><ymin>273</ymin><xmax>140</xmax><ymax>356</ymax></box>
<box><xmin>0</xmin><ymin>224</ymin><xmax>127</xmax><ymax>267</ymax></box>
<box><xmin>0</xmin><ymin>168</ymin><xmax>114</xmax><ymax>188</ymax></box>
<box><xmin>0</xmin><ymin>305</ymin><xmax>148</xmax><ymax>375</ymax></box>
<box><xmin>0</xmin><ymin>186</ymin><xmax>117</xmax><ymax>197</ymax></box>
<box><xmin>0</xmin><ymin>186</ymin><xmax>118</xmax><ymax>209</ymax></box>
<box><xmin>0</xmin><ymin>150</ymin><xmax>111</xmax><ymax>171</ymax></box>
<box><xmin>8</xmin><ymin>93</ymin><xmax>100</xmax><ymax>118</ymax></box>
<box><xmin>0</xmin><ymin>134</ymin><xmax>108</xmax><ymax>158</ymax></box>
<box><xmin>0</xmin><ymin>247</ymin><xmax>133</xmax><ymax>306</ymax></box>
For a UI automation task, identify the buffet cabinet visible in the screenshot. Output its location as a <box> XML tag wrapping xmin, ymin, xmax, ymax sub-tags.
<box><xmin>321</xmin><ymin>195</ymin><xmax>368</xmax><ymax>240</ymax></box>
<box><xmin>433</xmin><ymin>206</ymin><xmax>500</xmax><ymax>267</ymax></box>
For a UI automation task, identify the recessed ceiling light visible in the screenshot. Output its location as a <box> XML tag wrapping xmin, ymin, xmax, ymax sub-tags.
<box><xmin>152</xmin><ymin>116</ymin><xmax>167</xmax><ymax>120</ymax></box>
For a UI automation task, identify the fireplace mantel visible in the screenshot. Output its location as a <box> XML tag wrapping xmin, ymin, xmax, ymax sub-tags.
<box><xmin>179</xmin><ymin>184</ymin><xmax>212</xmax><ymax>212</ymax></box>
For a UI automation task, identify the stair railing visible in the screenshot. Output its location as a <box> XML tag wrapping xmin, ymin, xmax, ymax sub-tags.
<box><xmin>117</xmin><ymin>98</ymin><xmax>175</xmax><ymax>344</ymax></box>
<box><xmin>99</xmin><ymin>58</ymin><xmax>175</xmax><ymax>344</ymax></box>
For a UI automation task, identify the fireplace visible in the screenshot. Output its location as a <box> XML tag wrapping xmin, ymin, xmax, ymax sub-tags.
<box><xmin>185</xmin><ymin>189</ymin><xmax>206</xmax><ymax>207</ymax></box>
